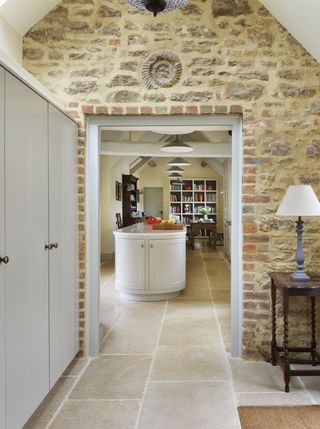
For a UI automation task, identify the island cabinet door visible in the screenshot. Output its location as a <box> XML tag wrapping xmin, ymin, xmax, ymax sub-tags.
<box><xmin>115</xmin><ymin>238</ymin><xmax>146</xmax><ymax>291</ymax></box>
<box><xmin>149</xmin><ymin>238</ymin><xmax>186</xmax><ymax>292</ymax></box>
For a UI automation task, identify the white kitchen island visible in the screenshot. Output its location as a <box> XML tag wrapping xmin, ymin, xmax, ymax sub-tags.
<box><xmin>114</xmin><ymin>223</ymin><xmax>186</xmax><ymax>301</ymax></box>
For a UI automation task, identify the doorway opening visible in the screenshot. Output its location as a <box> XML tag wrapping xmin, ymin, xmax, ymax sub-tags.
<box><xmin>86</xmin><ymin>115</ymin><xmax>242</xmax><ymax>358</ymax></box>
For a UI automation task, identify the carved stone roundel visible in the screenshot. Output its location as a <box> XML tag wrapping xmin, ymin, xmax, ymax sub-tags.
<box><xmin>142</xmin><ymin>51</ymin><xmax>182</xmax><ymax>89</ymax></box>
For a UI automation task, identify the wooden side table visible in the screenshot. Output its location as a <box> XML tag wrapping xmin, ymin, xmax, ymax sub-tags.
<box><xmin>269</xmin><ymin>272</ymin><xmax>320</xmax><ymax>392</ymax></box>
<box><xmin>190</xmin><ymin>222</ymin><xmax>217</xmax><ymax>250</ymax></box>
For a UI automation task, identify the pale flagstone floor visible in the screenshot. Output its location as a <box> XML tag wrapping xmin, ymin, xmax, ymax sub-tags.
<box><xmin>24</xmin><ymin>241</ymin><xmax>320</xmax><ymax>429</ymax></box>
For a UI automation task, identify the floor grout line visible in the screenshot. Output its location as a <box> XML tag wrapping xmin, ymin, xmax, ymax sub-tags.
<box><xmin>134</xmin><ymin>300</ymin><xmax>169</xmax><ymax>429</ymax></box>
<box><xmin>201</xmin><ymin>248</ymin><xmax>241</xmax><ymax>427</ymax></box>
<box><xmin>45</xmin><ymin>357</ymin><xmax>93</xmax><ymax>429</ymax></box>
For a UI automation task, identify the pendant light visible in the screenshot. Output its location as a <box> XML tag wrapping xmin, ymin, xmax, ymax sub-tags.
<box><xmin>127</xmin><ymin>0</ymin><xmax>187</xmax><ymax>16</ymax></box>
<box><xmin>167</xmin><ymin>157</ymin><xmax>190</xmax><ymax>166</ymax></box>
<box><xmin>166</xmin><ymin>166</ymin><xmax>184</xmax><ymax>173</ymax></box>
<box><xmin>168</xmin><ymin>172</ymin><xmax>183</xmax><ymax>179</ymax></box>
<box><xmin>161</xmin><ymin>135</ymin><xmax>193</xmax><ymax>153</ymax></box>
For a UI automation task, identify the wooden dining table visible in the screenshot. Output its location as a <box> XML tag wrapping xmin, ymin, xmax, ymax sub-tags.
<box><xmin>189</xmin><ymin>221</ymin><xmax>217</xmax><ymax>250</ymax></box>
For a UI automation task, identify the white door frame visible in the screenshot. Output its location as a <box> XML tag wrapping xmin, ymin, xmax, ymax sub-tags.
<box><xmin>85</xmin><ymin>115</ymin><xmax>243</xmax><ymax>357</ymax></box>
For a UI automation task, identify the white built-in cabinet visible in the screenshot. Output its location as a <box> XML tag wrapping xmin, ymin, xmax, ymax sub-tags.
<box><xmin>0</xmin><ymin>67</ymin><xmax>79</xmax><ymax>429</ymax></box>
<box><xmin>0</xmin><ymin>65</ymin><xmax>5</xmax><ymax>429</ymax></box>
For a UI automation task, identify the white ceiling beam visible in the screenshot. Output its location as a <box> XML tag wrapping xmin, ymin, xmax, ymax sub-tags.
<box><xmin>203</xmin><ymin>158</ymin><xmax>224</xmax><ymax>176</ymax></box>
<box><xmin>100</xmin><ymin>142</ymin><xmax>231</xmax><ymax>158</ymax></box>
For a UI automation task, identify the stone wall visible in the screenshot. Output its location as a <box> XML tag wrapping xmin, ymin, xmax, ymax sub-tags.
<box><xmin>22</xmin><ymin>0</ymin><xmax>320</xmax><ymax>358</ymax></box>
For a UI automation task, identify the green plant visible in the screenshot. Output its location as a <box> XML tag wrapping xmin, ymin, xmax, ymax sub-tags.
<box><xmin>199</xmin><ymin>207</ymin><xmax>208</xmax><ymax>215</ymax></box>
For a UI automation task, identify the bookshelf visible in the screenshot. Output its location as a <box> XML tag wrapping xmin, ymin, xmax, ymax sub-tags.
<box><xmin>169</xmin><ymin>178</ymin><xmax>218</xmax><ymax>225</ymax></box>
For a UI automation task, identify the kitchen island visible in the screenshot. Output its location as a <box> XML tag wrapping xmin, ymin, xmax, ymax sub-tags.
<box><xmin>114</xmin><ymin>223</ymin><xmax>186</xmax><ymax>301</ymax></box>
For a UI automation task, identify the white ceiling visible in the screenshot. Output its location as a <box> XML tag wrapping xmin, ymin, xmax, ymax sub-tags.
<box><xmin>0</xmin><ymin>0</ymin><xmax>319</xmax><ymax>63</ymax></box>
<box><xmin>260</xmin><ymin>0</ymin><xmax>320</xmax><ymax>63</ymax></box>
<box><xmin>0</xmin><ymin>0</ymin><xmax>60</xmax><ymax>35</ymax></box>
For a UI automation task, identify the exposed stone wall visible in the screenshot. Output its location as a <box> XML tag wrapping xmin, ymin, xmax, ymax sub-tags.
<box><xmin>22</xmin><ymin>0</ymin><xmax>320</xmax><ymax>358</ymax></box>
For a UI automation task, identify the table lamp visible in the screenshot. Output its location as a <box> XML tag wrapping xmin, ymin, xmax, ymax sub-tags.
<box><xmin>276</xmin><ymin>185</ymin><xmax>320</xmax><ymax>281</ymax></box>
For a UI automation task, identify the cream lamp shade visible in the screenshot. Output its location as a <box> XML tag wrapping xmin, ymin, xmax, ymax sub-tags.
<box><xmin>276</xmin><ymin>185</ymin><xmax>320</xmax><ymax>217</ymax></box>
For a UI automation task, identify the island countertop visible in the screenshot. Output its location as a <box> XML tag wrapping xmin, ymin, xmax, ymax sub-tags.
<box><xmin>114</xmin><ymin>222</ymin><xmax>186</xmax><ymax>237</ymax></box>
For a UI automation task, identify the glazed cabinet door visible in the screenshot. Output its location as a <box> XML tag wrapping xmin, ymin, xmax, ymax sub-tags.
<box><xmin>149</xmin><ymin>238</ymin><xmax>186</xmax><ymax>292</ymax></box>
<box><xmin>48</xmin><ymin>105</ymin><xmax>79</xmax><ymax>387</ymax></box>
<box><xmin>5</xmin><ymin>72</ymin><xmax>49</xmax><ymax>429</ymax></box>
<box><xmin>115</xmin><ymin>238</ymin><xmax>146</xmax><ymax>292</ymax></box>
<box><xmin>0</xmin><ymin>66</ymin><xmax>5</xmax><ymax>429</ymax></box>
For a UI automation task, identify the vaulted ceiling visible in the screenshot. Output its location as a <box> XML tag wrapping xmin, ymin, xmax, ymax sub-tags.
<box><xmin>0</xmin><ymin>0</ymin><xmax>320</xmax><ymax>62</ymax></box>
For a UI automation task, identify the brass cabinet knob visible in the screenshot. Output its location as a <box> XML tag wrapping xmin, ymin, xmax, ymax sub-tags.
<box><xmin>52</xmin><ymin>243</ymin><xmax>58</xmax><ymax>249</ymax></box>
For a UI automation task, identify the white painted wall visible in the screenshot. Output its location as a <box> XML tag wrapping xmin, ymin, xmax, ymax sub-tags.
<box><xmin>0</xmin><ymin>15</ymin><xmax>22</xmax><ymax>63</ymax></box>
<box><xmin>100</xmin><ymin>155</ymin><xmax>142</xmax><ymax>259</ymax></box>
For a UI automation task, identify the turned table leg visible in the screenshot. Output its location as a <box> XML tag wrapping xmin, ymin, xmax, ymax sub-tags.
<box><xmin>271</xmin><ymin>280</ymin><xmax>277</xmax><ymax>366</ymax></box>
<box><xmin>283</xmin><ymin>290</ymin><xmax>290</xmax><ymax>392</ymax></box>
<box><xmin>311</xmin><ymin>296</ymin><xmax>317</xmax><ymax>366</ymax></box>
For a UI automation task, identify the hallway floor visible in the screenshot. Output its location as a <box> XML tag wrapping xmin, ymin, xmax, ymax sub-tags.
<box><xmin>25</xmin><ymin>242</ymin><xmax>320</xmax><ymax>429</ymax></box>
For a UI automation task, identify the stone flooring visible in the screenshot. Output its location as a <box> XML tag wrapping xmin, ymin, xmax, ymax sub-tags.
<box><xmin>24</xmin><ymin>241</ymin><xmax>320</xmax><ymax>429</ymax></box>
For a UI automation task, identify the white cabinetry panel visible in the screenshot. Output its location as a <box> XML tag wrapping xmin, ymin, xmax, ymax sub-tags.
<box><xmin>115</xmin><ymin>239</ymin><xmax>146</xmax><ymax>291</ymax></box>
<box><xmin>48</xmin><ymin>105</ymin><xmax>79</xmax><ymax>387</ymax></box>
<box><xmin>0</xmin><ymin>66</ymin><xmax>5</xmax><ymax>429</ymax></box>
<box><xmin>5</xmin><ymin>72</ymin><xmax>49</xmax><ymax>429</ymax></box>
<box><xmin>149</xmin><ymin>239</ymin><xmax>186</xmax><ymax>291</ymax></box>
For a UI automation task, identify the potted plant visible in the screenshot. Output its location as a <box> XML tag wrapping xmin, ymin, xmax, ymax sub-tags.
<box><xmin>199</xmin><ymin>207</ymin><xmax>209</xmax><ymax>221</ymax></box>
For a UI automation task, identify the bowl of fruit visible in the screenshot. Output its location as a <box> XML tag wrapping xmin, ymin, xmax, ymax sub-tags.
<box><xmin>145</xmin><ymin>217</ymin><xmax>162</xmax><ymax>225</ymax></box>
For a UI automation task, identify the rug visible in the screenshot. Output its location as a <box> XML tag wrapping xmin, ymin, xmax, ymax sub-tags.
<box><xmin>238</xmin><ymin>406</ymin><xmax>320</xmax><ymax>429</ymax></box>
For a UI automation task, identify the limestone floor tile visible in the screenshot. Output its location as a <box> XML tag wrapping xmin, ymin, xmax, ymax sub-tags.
<box><xmin>294</xmin><ymin>364</ymin><xmax>320</xmax><ymax>403</ymax></box>
<box><xmin>186</xmin><ymin>268</ymin><xmax>206</xmax><ymax>276</ymax></box>
<box><xmin>24</xmin><ymin>377</ymin><xmax>75</xmax><ymax>429</ymax></box>
<box><xmin>236</xmin><ymin>391</ymin><xmax>313</xmax><ymax>406</ymax></box>
<box><xmin>181</xmin><ymin>284</ymin><xmax>211</xmax><ymax>299</ymax></box>
<box><xmin>159</xmin><ymin>316</ymin><xmax>222</xmax><ymax>346</ymax></box>
<box><xmin>208</xmin><ymin>277</ymin><xmax>230</xmax><ymax>290</ymax></box>
<box><xmin>101</xmin><ymin>327</ymin><xmax>160</xmax><ymax>354</ymax></box>
<box><xmin>212</xmin><ymin>289</ymin><xmax>231</xmax><ymax>303</ymax></box>
<box><xmin>63</xmin><ymin>358</ymin><xmax>89</xmax><ymax>377</ymax></box>
<box><xmin>70</xmin><ymin>356</ymin><xmax>151</xmax><ymax>400</ymax></box>
<box><xmin>206</xmin><ymin>268</ymin><xmax>230</xmax><ymax>277</ymax></box>
<box><xmin>137</xmin><ymin>381</ymin><xmax>240</xmax><ymax>429</ymax></box>
<box><xmin>230</xmin><ymin>358</ymin><xmax>305</xmax><ymax>393</ymax></box>
<box><xmin>186</xmin><ymin>273</ymin><xmax>208</xmax><ymax>286</ymax></box>
<box><xmin>166</xmin><ymin>299</ymin><xmax>214</xmax><ymax>318</ymax></box>
<box><xmin>215</xmin><ymin>304</ymin><xmax>231</xmax><ymax>325</ymax></box>
<box><xmin>150</xmin><ymin>345</ymin><xmax>230</xmax><ymax>381</ymax></box>
<box><xmin>50</xmin><ymin>400</ymin><xmax>140</xmax><ymax>429</ymax></box>
<box><xmin>220</xmin><ymin>324</ymin><xmax>231</xmax><ymax>353</ymax></box>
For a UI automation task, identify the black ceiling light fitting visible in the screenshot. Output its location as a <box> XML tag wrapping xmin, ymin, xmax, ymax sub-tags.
<box><xmin>127</xmin><ymin>0</ymin><xmax>187</xmax><ymax>16</ymax></box>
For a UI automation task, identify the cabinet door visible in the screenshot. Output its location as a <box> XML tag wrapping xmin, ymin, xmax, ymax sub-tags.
<box><xmin>5</xmin><ymin>72</ymin><xmax>49</xmax><ymax>429</ymax></box>
<box><xmin>49</xmin><ymin>105</ymin><xmax>79</xmax><ymax>387</ymax></box>
<box><xmin>115</xmin><ymin>238</ymin><xmax>146</xmax><ymax>291</ymax></box>
<box><xmin>149</xmin><ymin>238</ymin><xmax>186</xmax><ymax>291</ymax></box>
<box><xmin>0</xmin><ymin>66</ymin><xmax>5</xmax><ymax>429</ymax></box>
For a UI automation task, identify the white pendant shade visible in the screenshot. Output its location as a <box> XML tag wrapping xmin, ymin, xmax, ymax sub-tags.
<box><xmin>276</xmin><ymin>185</ymin><xmax>320</xmax><ymax>216</ymax></box>
<box><xmin>168</xmin><ymin>173</ymin><xmax>182</xmax><ymax>179</ymax></box>
<box><xmin>166</xmin><ymin>166</ymin><xmax>184</xmax><ymax>173</ymax></box>
<box><xmin>161</xmin><ymin>136</ymin><xmax>193</xmax><ymax>153</ymax></box>
<box><xmin>167</xmin><ymin>157</ymin><xmax>190</xmax><ymax>166</ymax></box>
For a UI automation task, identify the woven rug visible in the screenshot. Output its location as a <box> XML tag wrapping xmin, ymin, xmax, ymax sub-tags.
<box><xmin>238</xmin><ymin>406</ymin><xmax>320</xmax><ymax>429</ymax></box>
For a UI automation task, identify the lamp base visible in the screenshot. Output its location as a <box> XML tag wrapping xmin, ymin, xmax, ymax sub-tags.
<box><xmin>290</xmin><ymin>271</ymin><xmax>310</xmax><ymax>282</ymax></box>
